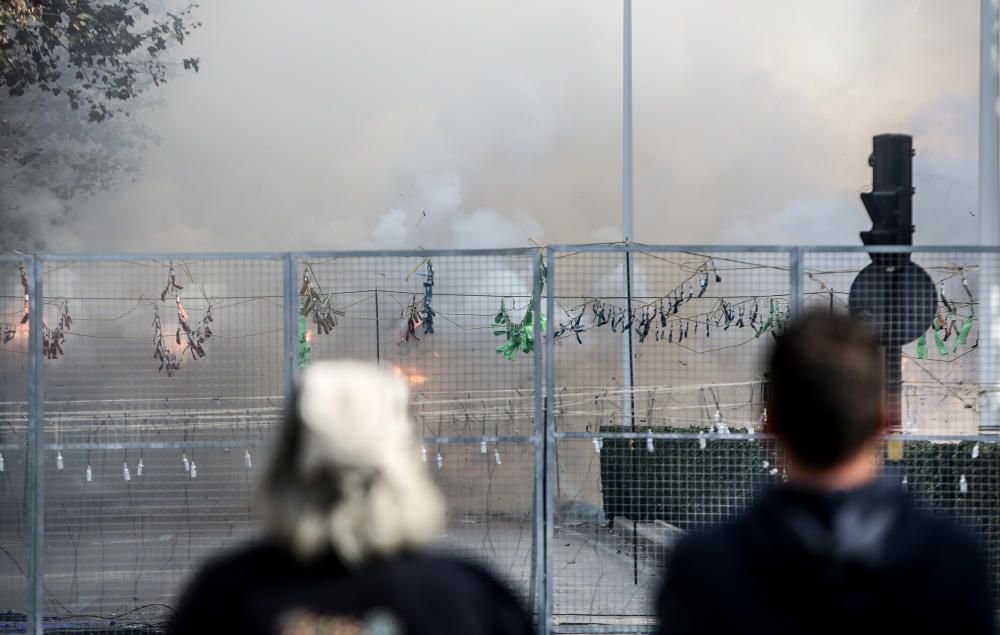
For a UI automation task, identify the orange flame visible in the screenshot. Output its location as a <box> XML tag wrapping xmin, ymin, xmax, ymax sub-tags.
<box><xmin>393</xmin><ymin>365</ymin><xmax>428</xmax><ymax>386</ymax></box>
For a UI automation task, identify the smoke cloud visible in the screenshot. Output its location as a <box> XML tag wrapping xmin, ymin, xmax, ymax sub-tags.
<box><xmin>23</xmin><ymin>0</ymin><xmax>982</xmax><ymax>252</ymax></box>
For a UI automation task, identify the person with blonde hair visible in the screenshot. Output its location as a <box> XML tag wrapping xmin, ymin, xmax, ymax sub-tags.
<box><xmin>169</xmin><ymin>361</ymin><xmax>533</xmax><ymax>635</ymax></box>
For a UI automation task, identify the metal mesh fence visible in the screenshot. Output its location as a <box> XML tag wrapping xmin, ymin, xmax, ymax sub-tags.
<box><xmin>0</xmin><ymin>257</ymin><xmax>30</xmax><ymax>624</ymax></box>
<box><xmin>545</xmin><ymin>245</ymin><xmax>1000</xmax><ymax>633</ymax></box>
<box><xmin>801</xmin><ymin>249</ymin><xmax>991</xmax><ymax>434</ymax></box>
<box><xmin>801</xmin><ymin>249</ymin><xmax>1000</xmax><ymax>620</ymax></box>
<box><xmin>39</xmin><ymin>256</ymin><xmax>284</xmax><ymax>632</ymax></box>
<box><xmin>1</xmin><ymin>246</ymin><xmax>999</xmax><ymax>634</ymax></box>
<box><xmin>298</xmin><ymin>252</ymin><xmax>542</xmax><ymax>605</ymax></box>
<box><xmin>545</xmin><ymin>246</ymin><xmax>790</xmax><ymax>630</ymax></box>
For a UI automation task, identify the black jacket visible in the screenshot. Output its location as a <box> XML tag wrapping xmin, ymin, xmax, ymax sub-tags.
<box><xmin>168</xmin><ymin>543</ymin><xmax>534</xmax><ymax>635</ymax></box>
<box><xmin>657</xmin><ymin>479</ymin><xmax>995</xmax><ymax>635</ymax></box>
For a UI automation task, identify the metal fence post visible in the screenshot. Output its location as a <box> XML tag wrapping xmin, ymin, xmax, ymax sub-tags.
<box><xmin>283</xmin><ymin>254</ymin><xmax>299</xmax><ymax>403</ymax></box>
<box><xmin>789</xmin><ymin>247</ymin><xmax>804</xmax><ymax>318</ymax></box>
<box><xmin>544</xmin><ymin>246</ymin><xmax>556</xmax><ymax>635</ymax></box>
<box><xmin>531</xmin><ymin>249</ymin><xmax>545</xmax><ymax>625</ymax></box>
<box><xmin>27</xmin><ymin>255</ymin><xmax>45</xmax><ymax>634</ymax></box>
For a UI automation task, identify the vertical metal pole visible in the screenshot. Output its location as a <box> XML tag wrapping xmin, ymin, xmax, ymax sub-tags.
<box><xmin>623</xmin><ymin>0</ymin><xmax>634</xmax><ymax>243</ymax></box>
<box><xmin>374</xmin><ymin>288</ymin><xmax>381</xmax><ymax>367</ymax></box>
<box><xmin>621</xmin><ymin>0</ymin><xmax>636</xmax><ymax>430</ymax></box>
<box><xmin>624</xmin><ymin>251</ymin><xmax>637</xmax><ymax>431</ymax></box>
<box><xmin>543</xmin><ymin>247</ymin><xmax>556</xmax><ymax>635</ymax></box>
<box><xmin>789</xmin><ymin>247</ymin><xmax>803</xmax><ymax>318</ymax></box>
<box><xmin>27</xmin><ymin>256</ymin><xmax>44</xmax><ymax>634</ymax></box>
<box><xmin>283</xmin><ymin>254</ymin><xmax>299</xmax><ymax>401</ymax></box>
<box><xmin>530</xmin><ymin>251</ymin><xmax>545</xmax><ymax>628</ymax></box>
<box><xmin>979</xmin><ymin>0</ymin><xmax>1000</xmax><ymax>429</ymax></box>
<box><xmin>624</xmin><ymin>248</ymin><xmax>639</xmax><ymax>584</ymax></box>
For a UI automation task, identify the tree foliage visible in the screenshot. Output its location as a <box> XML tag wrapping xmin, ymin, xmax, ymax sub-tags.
<box><xmin>1</xmin><ymin>0</ymin><xmax>200</xmax><ymax>122</ymax></box>
<box><xmin>0</xmin><ymin>1</ymin><xmax>200</xmax><ymax>250</ymax></box>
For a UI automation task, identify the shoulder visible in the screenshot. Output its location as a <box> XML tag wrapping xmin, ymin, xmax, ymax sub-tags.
<box><xmin>168</xmin><ymin>543</ymin><xmax>289</xmax><ymax>634</ymax></box>
<box><xmin>384</xmin><ymin>553</ymin><xmax>523</xmax><ymax>598</ymax></box>
<box><xmin>190</xmin><ymin>542</ymin><xmax>291</xmax><ymax>587</ymax></box>
<box><xmin>892</xmin><ymin>506</ymin><xmax>994</xmax><ymax>629</ymax></box>
<box><xmin>894</xmin><ymin>501</ymin><xmax>981</xmax><ymax>551</ymax></box>
<box><xmin>896</xmin><ymin>505</ymin><xmax>988</xmax><ymax>573</ymax></box>
<box><xmin>384</xmin><ymin>554</ymin><xmax>533</xmax><ymax>627</ymax></box>
<box><xmin>666</xmin><ymin>521</ymin><xmax>744</xmax><ymax>580</ymax></box>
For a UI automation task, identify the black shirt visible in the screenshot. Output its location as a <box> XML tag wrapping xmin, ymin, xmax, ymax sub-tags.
<box><xmin>168</xmin><ymin>543</ymin><xmax>534</xmax><ymax>635</ymax></box>
<box><xmin>657</xmin><ymin>479</ymin><xmax>996</xmax><ymax>635</ymax></box>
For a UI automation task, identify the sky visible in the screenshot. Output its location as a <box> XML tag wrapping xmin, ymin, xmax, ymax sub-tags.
<box><xmin>41</xmin><ymin>0</ymin><xmax>983</xmax><ymax>252</ymax></box>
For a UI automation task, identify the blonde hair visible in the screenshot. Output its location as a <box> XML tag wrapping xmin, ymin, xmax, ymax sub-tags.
<box><xmin>260</xmin><ymin>361</ymin><xmax>445</xmax><ymax>565</ymax></box>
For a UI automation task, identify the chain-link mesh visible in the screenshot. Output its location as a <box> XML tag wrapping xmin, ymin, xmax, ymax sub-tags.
<box><xmin>546</xmin><ymin>246</ymin><xmax>789</xmax><ymax>629</ymax></box>
<box><xmin>802</xmin><ymin>250</ymin><xmax>989</xmax><ymax>434</ymax></box>
<box><xmin>804</xmin><ymin>248</ymin><xmax>1000</xmax><ymax>612</ymax></box>
<box><xmin>39</xmin><ymin>257</ymin><xmax>284</xmax><ymax>632</ymax></box>
<box><xmin>0</xmin><ymin>257</ymin><xmax>30</xmax><ymax>625</ymax></box>
<box><xmin>3</xmin><ymin>247</ymin><xmax>1000</xmax><ymax>634</ymax></box>
<box><xmin>545</xmin><ymin>246</ymin><xmax>1000</xmax><ymax>633</ymax></box>
<box><xmin>299</xmin><ymin>253</ymin><xmax>541</xmax><ymax>604</ymax></box>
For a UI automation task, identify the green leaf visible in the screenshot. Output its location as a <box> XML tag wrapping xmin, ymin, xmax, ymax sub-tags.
<box><xmin>934</xmin><ymin>320</ymin><xmax>948</xmax><ymax>356</ymax></box>
<box><xmin>955</xmin><ymin>314</ymin><xmax>974</xmax><ymax>347</ymax></box>
<box><xmin>297</xmin><ymin>313</ymin><xmax>312</xmax><ymax>370</ymax></box>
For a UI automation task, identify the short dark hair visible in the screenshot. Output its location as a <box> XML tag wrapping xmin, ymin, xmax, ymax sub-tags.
<box><xmin>766</xmin><ymin>310</ymin><xmax>884</xmax><ymax>468</ymax></box>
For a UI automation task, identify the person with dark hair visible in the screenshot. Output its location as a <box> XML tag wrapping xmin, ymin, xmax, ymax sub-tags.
<box><xmin>656</xmin><ymin>311</ymin><xmax>995</xmax><ymax>635</ymax></box>
<box><xmin>169</xmin><ymin>361</ymin><xmax>534</xmax><ymax>635</ymax></box>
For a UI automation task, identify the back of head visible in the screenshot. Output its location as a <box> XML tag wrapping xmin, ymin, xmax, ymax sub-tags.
<box><xmin>766</xmin><ymin>311</ymin><xmax>884</xmax><ymax>468</ymax></box>
<box><xmin>260</xmin><ymin>361</ymin><xmax>445</xmax><ymax>565</ymax></box>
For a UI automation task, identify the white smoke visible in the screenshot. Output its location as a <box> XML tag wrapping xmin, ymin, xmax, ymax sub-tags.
<box><xmin>365</xmin><ymin>174</ymin><xmax>544</xmax><ymax>249</ymax></box>
<box><xmin>19</xmin><ymin>0</ymin><xmax>982</xmax><ymax>252</ymax></box>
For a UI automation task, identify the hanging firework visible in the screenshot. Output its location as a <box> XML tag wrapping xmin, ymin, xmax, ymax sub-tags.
<box><xmin>160</xmin><ymin>261</ymin><xmax>184</xmax><ymax>302</ymax></box>
<box><xmin>152</xmin><ymin>306</ymin><xmax>180</xmax><ymax>376</ymax></box>
<box><xmin>299</xmin><ymin>266</ymin><xmax>342</xmax><ymax>335</ymax></box>
<box><xmin>419</xmin><ymin>259</ymin><xmax>435</xmax><ymax>334</ymax></box>
<box><xmin>18</xmin><ymin>263</ymin><xmax>29</xmax><ymax>324</ymax></box>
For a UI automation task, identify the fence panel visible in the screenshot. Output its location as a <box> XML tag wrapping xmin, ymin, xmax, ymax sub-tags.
<box><xmin>2</xmin><ymin>246</ymin><xmax>1000</xmax><ymax>634</ymax></box>
<box><xmin>546</xmin><ymin>245</ymin><xmax>791</xmax><ymax>631</ymax></box>
<box><xmin>38</xmin><ymin>256</ymin><xmax>285</xmax><ymax>631</ymax></box>
<box><xmin>802</xmin><ymin>247</ymin><xmax>1000</xmax><ymax>609</ymax></box>
<box><xmin>297</xmin><ymin>251</ymin><xmax>543</xmax><ymax>608</ymax></box>
<box><xmin>0</xmin><ymin>257</ymin><xmax>31</xmax><ymax>627</ymax></box>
